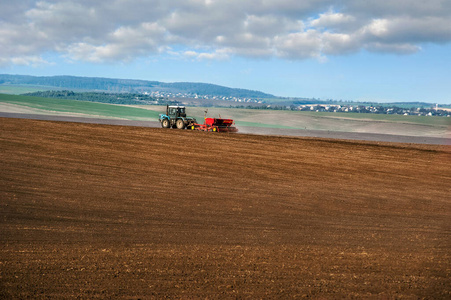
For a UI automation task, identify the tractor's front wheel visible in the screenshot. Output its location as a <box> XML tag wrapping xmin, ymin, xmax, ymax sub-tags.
<box><xmin>176</xmin><ymin>119</ymin><xmax>185</xmax><ymax>129</ymax></box>
<box><xmin>161</xmin><ymin>119</ymin><xmax>170</xmax><ymax>128</ymax></box>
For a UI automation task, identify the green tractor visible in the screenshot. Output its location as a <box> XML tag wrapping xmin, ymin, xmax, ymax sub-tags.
<box><xmin>159</xmin><ymin>105</ymin><xmax>197</xmax><ymax>129</ymax></box>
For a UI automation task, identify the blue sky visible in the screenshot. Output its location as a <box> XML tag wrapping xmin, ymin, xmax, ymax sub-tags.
<box><xmin>1</xmin><ymin>1</ymin><xmax>450</xmax><ymax>103</ymax></box>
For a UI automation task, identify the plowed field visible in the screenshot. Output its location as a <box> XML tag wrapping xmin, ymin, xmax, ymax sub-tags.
<box><xmin>1</xmin><ymin>117</ymin><xmax>450</xmax><ymax>298</ymax></box>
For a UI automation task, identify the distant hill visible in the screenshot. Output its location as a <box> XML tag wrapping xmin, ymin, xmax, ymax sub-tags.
<box><xmin>2</xmin><ymin>74</ymin><xmax>446</xmax><ymax>107</ymax></box>
<box><xmin>0</xmin><ymin>74</ymin><xmax>273</xmax><ymax>99</ymax></box>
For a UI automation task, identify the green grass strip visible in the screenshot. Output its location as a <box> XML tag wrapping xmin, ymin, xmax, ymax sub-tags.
<box><xmin>0</xmin><ymin>93</ymin><xmax>159</xmax><ymax>120</ymax></box>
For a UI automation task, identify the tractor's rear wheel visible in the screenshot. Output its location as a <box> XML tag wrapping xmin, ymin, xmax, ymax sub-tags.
<box><xmin>176</xmin><ymin>119</ymin><xmax>185</xmax><ymax>129</ymax></box>
<box><xmin>161</xmin><ymin>119</ymin><xmax>170</xmax><ymax>128</ymax></box>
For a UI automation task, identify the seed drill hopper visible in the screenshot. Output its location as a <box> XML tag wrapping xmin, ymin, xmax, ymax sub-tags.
<box><xmin>191</xmin><ymin>117</ymin><xmax>238</xmax><ymax>133</ymax></box>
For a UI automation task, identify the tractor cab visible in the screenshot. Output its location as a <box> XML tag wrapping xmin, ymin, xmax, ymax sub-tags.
<box><xmin>168</xmin><ymin>106</ymin><xmax>186</xmax><ymax>118</ymax></box>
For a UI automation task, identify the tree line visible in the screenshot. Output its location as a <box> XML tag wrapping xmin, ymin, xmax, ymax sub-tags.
<box><xmin>23</xmin><ymin>90</ymin><xmax>165</xmax><ymax>105</ymax></box>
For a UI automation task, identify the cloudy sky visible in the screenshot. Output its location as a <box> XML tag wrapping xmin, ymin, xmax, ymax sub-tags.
<box><xmin>1</xmin><ymin>0</ymin><xmax>450</xmax><ymax>103</ymax></box>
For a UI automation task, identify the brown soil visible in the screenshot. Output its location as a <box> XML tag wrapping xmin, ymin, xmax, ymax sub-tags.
<box><xmin>1</xmin><ymin>117</ymin><xmax>450</xmax><ymax>299</ymax></box>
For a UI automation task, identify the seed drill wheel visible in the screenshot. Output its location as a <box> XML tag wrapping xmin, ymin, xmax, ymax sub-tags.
<box><xmin>176</xmin><ymin>119</ymin><xmax>185</xmax><ymax>129</ymax></box>
<box><xmin>161</xmin><ymin>119</ymin><xmax>170</xmax><ymax>128</ymax></box>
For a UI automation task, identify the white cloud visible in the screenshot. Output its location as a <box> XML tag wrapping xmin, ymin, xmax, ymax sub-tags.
<box><xmin>363</xmin><ymin>16</ymin><xmax>451</xmax><ymax>44</ymax></box>
<box><xmin>275</xmin><ymin>30</ymin><xmax>323</xmax><ymax>60</ymax></box>
<box><xmin>0</xmin><ymin>0</ymin><xmax>450</xmax><ymax>66</ymax></box>
<box><xmin>310</xmin><ymin>11</ymin><xmax>356</xmax><ymax>30</ymax></box>
<box><xmin>197</xmin><ymin>50</ymin><xmax>231</xmax><ymax>61</ymax></box>
<box><xmin>244</xmin><ymin>14</ymin><xmax>303</xmax><ymax>37</ymax></box>
<box><xmin>9</xmin><ymin>56</ymin><xmax>50</xmax><ymax>67</ymax></box>
<box><xmin>365</xmin><ymin>19</ymin><xmax>389</xmax><ymax>37</ymax></box>
<box><xmin>321</xmin><ymin>32</ymin><xmax>358</xmax><ymax>55</ymax></box>
<box><xmin>65</xmin><ymin>22</ymin><xmax>167</xmax><ymax>63</ymax></box>
<box><xmin>364</xmin><ymin>43</ymin><xmax>421</xmax><ymax>54</ymax></box>
<box><xmin>180</xmin><ymin>49</ymin><xmax>231</xmax><ymax>61</ymax></box>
